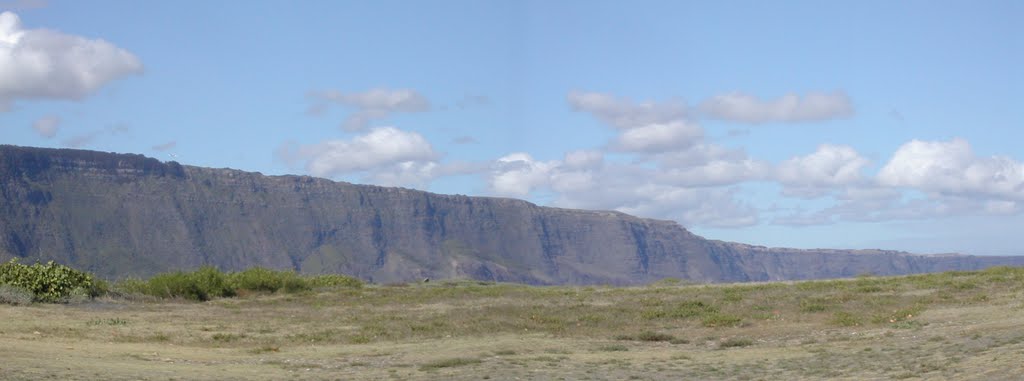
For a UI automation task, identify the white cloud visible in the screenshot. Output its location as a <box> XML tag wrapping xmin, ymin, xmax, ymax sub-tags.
<box><xmin>308</xmin><ymin>88</ymin><xmax>430</xmax><ymax>131</ymax></box>
<box><xmin>298</xmin><ymin>127</ymin><xmax>437</xmax><ymax>177</ymax></box>
<box><xmin>489</xmin><ymin>153</ymin><xmax>556</xmax><ymax>197</ymax></box>
<box><xmin>658</xmin><ymin>158</ymin><xmax>767</xmax><ymax>187</ymax></box>
<box><xmin>700</xmin><ymin>91</ymin><xmax>853</xmax><ymax>123</ymax></box>
<box><xmin>613</xmin><ymin>120</ymin><xmax>704</xmax><ymax>153</ymax></box>
<box><xmin>563</xmin><ymin>149</ymin><xmax>603</xmax><ymax>169</ymax></box>
<box><xmin>878</xmin><ymin>138</ymin><xmax>1024</xmax><ymax>201</ymax></box>
<box><xmin>567</xmin><ymin>91</ymin><xmax>687</xmax><ymax>129</ymax></box>
<box><xmin>485</xmin><ymin>151</ymin><xmax>759</xmax><ymax>227</ymax></box>
<box><xmin>367</xmin><ymin>161</ymin><xmax>440</xmax><ymax>189</ymax></box>
<box><xmin>615</xmin><ymin>184</ymin><xmax>758</xmax><ymax>228</ymax></box>
<box><xmin>31</xmin><ymin>115</ymin><xmax>58</xmax><ymax>138</ymax></box>
<box><xmin>776</xmin><ymin>144</ymin><xmax>869</xmax><ymax>195</ymax></box>
<box><xmin>0</xmin><ymin>11</ymin><xmax>142</xmax><ymax>109</ymax></box>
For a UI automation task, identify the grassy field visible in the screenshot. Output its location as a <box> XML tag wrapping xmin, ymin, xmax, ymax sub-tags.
<box><xmin>2</xmin><ymin>267</ymin><xmax>1024</xmax><ymax>380</ymax></box>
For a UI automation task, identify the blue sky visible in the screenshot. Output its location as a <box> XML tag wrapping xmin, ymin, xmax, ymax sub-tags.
<box><xmin>2</xmin><ymin>0</ymin><xmax>1022</xmax><ymax>255</ymax></box>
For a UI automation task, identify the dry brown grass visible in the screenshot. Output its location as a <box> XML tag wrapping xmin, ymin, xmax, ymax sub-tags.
<box><xmin>2</xmin><ymin>267</ymin><xmax>1024</xmax><ymax>380</ymax></box>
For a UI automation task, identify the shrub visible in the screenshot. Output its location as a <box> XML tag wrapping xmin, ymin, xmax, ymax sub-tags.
<box><xmin>719</xmin><ymin>337</ymin><xmax>754</xmax><ymax>348</ymax></box>
<box><xmin>636</xmin><ymin>331</ymin><xmax>676</xmax><ymax>342</ymax></box>
<box><xmin>145</xmin><ymin>266</ymin><xmax>234</xmax><ymax>301</ymax></box>
<box><xmin>0</xmin><ymin>259</ymin><xmax>99</xmax><ymax>302</ymax></box>
<box><xmin>282</xmin><ymin>275</ymin><xmax>311</xmax><ymax>293</ymax></box>
<box><xmin>229</xmin><ymin>267</ymin><xmax>325</xmax><ymax>294</ymax></box>
<box><xmin>229</xmin><ymin>267</ymin><xmax>291</xmax><ymax>293</ymax></box>
<box><xmin>112</xmin><ymin>278</ymin><xmax>148</xmax><ymax>295</ymax></box>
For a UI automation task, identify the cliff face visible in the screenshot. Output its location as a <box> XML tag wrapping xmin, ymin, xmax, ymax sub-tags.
<box><xmin>1</xmin><ymin>145</ymin><xmax>1021</xmax><ymax>284</ymax></box>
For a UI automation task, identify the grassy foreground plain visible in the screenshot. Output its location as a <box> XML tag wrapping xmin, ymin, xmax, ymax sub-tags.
<box><xmin>2</xmin><ymin>267</ymin><xmax>1024</xmax><ymax>380</ymax></box>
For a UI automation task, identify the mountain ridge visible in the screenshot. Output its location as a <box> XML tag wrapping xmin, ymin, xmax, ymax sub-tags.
<box><xmin>1</xmin><ymin>144</ymin><xmax>1021</xmax><ymax>284</ymax></box>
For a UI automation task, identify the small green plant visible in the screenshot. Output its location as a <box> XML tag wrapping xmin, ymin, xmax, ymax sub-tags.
<box><xmin>830</xmin><ymin>312</ymin><xmax>861</xmax><ymax>327</ymax></box>
<box><xmin>87</xmin><ymin>318</ymin><xmax>129</xmax><ymax>326</ymax></box>
<box><xmin>419</xmin><ymin>357</ymin><xmax>482</xmax><ymax>370</ymax></box>
<box><xmin>719</xmin><ymin>337</ymin><xmax>754</xmax><ymax>348</ymax></box>
<box><xmin>799</xmin><ymin>298</ymin><xmax>829</xmax><ymax>313</ymax></box>
<box><xmin>211</xmin><ymin>333</ymin><xmax>245</xmax><ymax>342</ymax></box>
<box><xmin>701</xmin><ymin>313</ymin><xmax>742</xmax><ymax>328</ymax></box>
<box><xmin>250</xmin><ymin>345</ymin><xmax>280</xmax><ymax>354</ymax></box>
<box><xmin>636</xmin><ymin>331</ymin><xmax>676</xmax><ymax>342</ymax></box>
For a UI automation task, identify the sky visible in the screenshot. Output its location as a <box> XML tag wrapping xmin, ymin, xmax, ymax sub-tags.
<box><xmin>1</xmin><ymin>0</ymin><xmax>1022</xmax><ymax>255</ymax></box>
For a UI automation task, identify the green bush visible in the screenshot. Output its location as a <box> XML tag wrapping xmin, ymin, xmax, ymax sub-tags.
<box><xmin>227</xmin><ymin>267</ymin><xmax>321</xmax><ymax>293</ymax></box>
<box><xmin>228</xmin><ymin>267</ymin><xmax>291</xmax><ymax>293</ymax></box>
<box><xmin>0</xmin><ymin>259</ymin><xmax>99</xmax><ymax>302</ymax></box>
<box><xmin>112</xmin><ymin>277</ymin><xmax>148</xmax><ymax>295</ymax></box>
<box><xmin>145</xmin><ymin>266</ymin><xmax>235</xmax><ymax>301</ymax></box>
<box><xmin>135</xmin><ymin>267</ymin><xmax>363</xmax><ymax>301</ymax></box>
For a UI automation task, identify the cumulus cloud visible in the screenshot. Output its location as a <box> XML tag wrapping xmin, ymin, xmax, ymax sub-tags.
<box><xmin>658</xmin><ymin>158</ymin><xmax>768</xmax><ymax>188</ymax></box>
<box><xmin>878</xmin><ymin>138</ymin><xmax>1024</xmax><ymax>201</ymax></box>
<box><xmin>612</xmin><ymin>184</ymin><xmax>758</xmax><ymax>228</ymax></box>
<box><xmin>307</xmin><ymin>88</ymin><xmax>431</xmax><ymax>131</ymax></box>
<box><xmin>563</xmin><ymin>149</ymin><xmax>603</xmax><ymax>169</ymax></box>
<box><xmin>486</xmin><ymin>152</ymin><xmax>758</xmax><ymax>227</ymax></box>
<box><xmin>31</xmin><ymin>115</ymin><xmax>58</xmax><ymax>137</ymax></box>
<box><xmin>489</xmin><ymin>153</ymin><xmax>557</xmax><ymax>197</ymax></box>
<box><xmin>366</xmin><ymin>161</ymin><xmax>440</xmax><ymax>188</ymax></box>
<box><xmin>613</xmin><ymin>121</ymin><xmax>703</xmax><ymax>153</ymax></box>
<box><xmin>296</xmin><ymin>127</ymin><xmax>437</xmax><ymax>177</ymax></box>
<box><xmin>568</xmin><ymin>91</ymin><xmax>687</xmax><ymax>129</ymax></box>
<box><xmin>568</xmin><ymin>91</ymin><xmax>708</xmax><ymax>154</ymax></box>
<box><xmin>775</xmin><ymin>144</ymin><xmax>870</xmax><ymax>198</ymax></box>
<box><xmin>0</xmin><ymin>11</ymin><xmax>142</xmax><ymax>110</ymax></box>
<box><xmin>699</xmin><ymin>91</ymin><xmax>853</xmax><ymax>123</ymax></box>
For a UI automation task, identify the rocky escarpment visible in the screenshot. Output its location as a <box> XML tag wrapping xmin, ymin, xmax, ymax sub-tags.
<box><xmin>1</xmin><ymin>145</ymin><xmax>1021</xmax><ymax>284</ymax></box>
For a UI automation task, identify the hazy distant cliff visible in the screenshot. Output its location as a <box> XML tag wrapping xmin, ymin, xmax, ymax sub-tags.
<box><xmin>1</xmin><ymin>145</ymin><xmax>1021</xmax><ymax>284</ymax></box>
